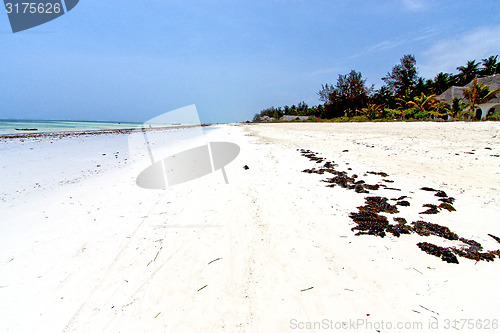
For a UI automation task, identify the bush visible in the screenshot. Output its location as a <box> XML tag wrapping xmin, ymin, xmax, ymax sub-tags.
<box><xmin>349</xmin><ymin>116</ymin><xmax>369</xmax><ymax>122</ymax></box>
<box><xmin>372</xmin><ymin>118</ymin><xmax>394</xmax><ymax>122</ymax></box>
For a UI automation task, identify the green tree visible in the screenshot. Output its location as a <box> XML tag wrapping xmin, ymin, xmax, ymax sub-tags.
<box><xmin>382</xmin><ymin>54</ymin><xmax>418</xmax><ymax>96</ymax></box>
<box><xmin>318</xmin><ymin>70</ymin><xmax>371</xmax><ymax>118</ymax></box>
<box><xmin>428</xmin><ymin>102</ymin><xmax>451</xmax><ymax>119</ymax></box>
<box><xmin>481</xmin><ymin>55</ymin><xmax>499</xmax><ymax>76</ymax></box>
<box><xmin>461</xmin><ymin>78</ymin><xmax>500</xmax><ymax>118</ymax></box>
<box><xmin>394</xmin><ymin>88</ymin><xmax>415</xmax><ymax>120</ymax></box>
<box><xmin>317</xmin><ymin>84</ymin><xmax>335</xmax><ymax>104</ymax></box>
<box><xmin>451</xmin><ymin>97</ymin><xmax>467</xmax><ymax>119</ymax></box>
<box><xmin>432</xmin><ymin>72</ymin><xmax>453</xmax><ymax>95</ymax></box>
<box><xmin>456</xmin><ymin>60</ymin><xmax>480</xmax><ymax>85</ymax></box>
<box><xmin>407</xmin><ymin>93</ymin><xmax>437</xmax><ymax>113</ymax></box>
<box><xmin>297</xmin><ymin>101</ymin><xmax>309</xmax><ymax>116</ymax></box>
<box><xmin>370</xmin><ymin>86</ymin><xmax>394</xmax><ymax>107</ymax></box>
<box><xmin>359</xmin><ymin>104</ymin><xmax>383</xmax><ymax>120</ymax></box>
<box><xmin>414</xmin><ymin>77</ymin><xmax>433</xmax><ymax>96</ymax></box>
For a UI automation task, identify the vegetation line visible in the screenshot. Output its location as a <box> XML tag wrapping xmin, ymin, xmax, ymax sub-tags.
<box><xmin>253</xmin><ymin>55</ymin><xmax>500</xmax><ymax>122</ymax></box>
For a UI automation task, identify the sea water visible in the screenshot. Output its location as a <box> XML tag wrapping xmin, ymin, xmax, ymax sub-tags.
<box><xmin>0</xmin><ymin>119</ymin><xmax>151</xmax><ymax>135</ymax></box>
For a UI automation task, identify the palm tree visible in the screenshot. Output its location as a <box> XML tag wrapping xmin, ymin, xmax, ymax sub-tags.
<box><xmin>461</xmin><ymin>78</ymin><xmax>500</xmax><ymax>119</ymax></box>
<box><xmin>359</xmin><ymin>104</ymin><xmax>383</xmax><ymax>120</ymax></box>
<box><xmin>407</xmin><ymin>93</ymin><xmax>438</xmax><ymax>119</ymax></box>
<box><xmin>428</xmin><ymin>102</ymin><xmax>451</xmax><ymax>119</ymax></box>
<box><xmin>432</xmin><ymin>72</ymin><xmax>452</xmax><ymax>95</ymax></box>
<box><xmin>394</xmin><ymin>88</ymin><xmax>415</xmax><ymax>120</ymax></box>
<box><xmin>451</xmin><ymin>98</ymin><xmax>468</xmax><ymax>119</ymax></box>
<box><xmin>481</xmin><ymin>55</ymin><xmax>499</xmax><ymax>76</ymax></box>
<box><xmin>457</xmin><ymin>60</ymin><xmax>480</xmax><ymax>85</ymax></box>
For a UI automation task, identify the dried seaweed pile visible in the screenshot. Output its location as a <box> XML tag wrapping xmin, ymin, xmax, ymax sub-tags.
<box><xmin>299</xmin><ymin>149</ymin><xmax>500</xmax><ymax>264</ymax></box>
<box><xmin>300</xmin><ymin>149</ymin><xmax>382</xmax><ymax>193</ymax></box>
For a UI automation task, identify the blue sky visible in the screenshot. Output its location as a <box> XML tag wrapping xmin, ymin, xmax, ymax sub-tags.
<box><xmin>1</xmin><ymin>0</ymin><xmax>499</xmax><ymax>123</ymax></box>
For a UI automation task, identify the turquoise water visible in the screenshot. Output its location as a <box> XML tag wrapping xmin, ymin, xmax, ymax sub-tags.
<box><xmin>0</xmin><ymin>119</ymin><xmax>180</xmax><ymax>135</ymax></box>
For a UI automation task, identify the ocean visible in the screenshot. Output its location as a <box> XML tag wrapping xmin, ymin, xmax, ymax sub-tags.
<box><xmin>0</xmin><ymin>119</ymin><xmax>179</xmax><ymax>135</ymax></box>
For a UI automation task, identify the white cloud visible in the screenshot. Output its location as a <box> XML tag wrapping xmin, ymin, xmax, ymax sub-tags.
<box><xmin>419</xmin><ymin>26</ymin><xmax>500</xmax><ymax>78</ymax></box>
<box><xmin>402</xmin><ymin>0</ymin><xmax>427</xmax><ymax>11</ymax></box>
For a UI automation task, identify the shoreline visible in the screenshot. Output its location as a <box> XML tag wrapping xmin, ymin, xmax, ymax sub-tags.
<box><xmin>0</xmin><ymin>124</ymin><xmax>211</xmax><ymax>140</ymax></box>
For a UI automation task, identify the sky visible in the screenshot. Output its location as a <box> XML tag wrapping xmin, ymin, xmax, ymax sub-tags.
<box><xmin>0</xmin><ymin>0</ymin><xmax>499</xmax><ymax>123</ymax></box>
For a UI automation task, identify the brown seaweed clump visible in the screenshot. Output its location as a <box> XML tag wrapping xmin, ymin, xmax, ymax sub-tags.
<box><xmin>419</xmin><ymin>204</ymin><xmax>440</xmax><ymax>214</ymax></box>
<box><xmin>386</xmin><ymin>217</ymin><xmax>413</xmax><ymax>237</ymax></box>
<box><xmin>417</xmin><ymin>242</ymin><xmax>459</xmax><ymax>264</ymax></box>
<box><xmin>411</xmin><ymin>221</ymin><xmax>459</xmax><ymax>240</ymax></box>
<box><xmin>396</xmin><ymin>200</ymin><xmax>410</xmax><ymax>206</ymax></box>
<box><xmin>438</xmin><ymin>202</ymin><xmax>456</xmax><ymax>212</ymax></box>
<box><xmin>452</xmin><ymin>247</ymin><xmax>496</xmax><ymax>262</ymax></box>
<box><xmin>363</xmin><ymin>183</ymin><xmax>381</xmax><ymax>191</ymax></box>
<box><xmin>488</xmin><ymin>234</ymin><xmax>500</xmax><ymax>244</ymax></box>
<box><xmin>420</xmin><ymin>187</ymin><xmax>437</xmax><ymax>192</ymax></box>
<box><xmin>367</xmin><ymin>171</ymin><xmax>390</xmax><ymax>177</ymax></box>
<box><xmin>362</xmin><ymin>196</ymin><xmax>399</xmax><ymax>214</ymax></box>
<box><xmin>349</xmin><ymin>211</ymin><xmax>389</xmax><ymax>237</ymax></box>
<box><xmin>439</xmin><ymin>197</ymin><xmax>455</xmax><ymax>204</ymax></box>
<box><xmin>349</xmin><ymin>197</ymin><xmax>401</xmax><ymax>237</ymax></box>
<box><xmin>435</xmin><ymin>190</ymin><xmax>448</xmax><ymax>197</ymax></box>
<box><xmin>459</xmin><ymin>237</ymin><xmax>483</xmax><ymax>250</ymax></box>
<box><xmin>300</xmin><ymin>149</ymin><xmax>383</xmax><ymax>194</ymax></box>
<box><xmin>322</xmin><ymin>172</ymin><xmax>355</xmax><ymax>188</ymax></box>
<box><xmin>366</xmin><ymin>171</ymin><xmax>389</xmax><ymax>177</ymax></box>
<box><xmin>489</xmin><ymin>250</ymin><xmax>500</xmax><ymax>258</ymax></box>
<box><xmin>393</xmin><ymin>217</ymin><xmax>407</xmax><ymax>224</ymax></box>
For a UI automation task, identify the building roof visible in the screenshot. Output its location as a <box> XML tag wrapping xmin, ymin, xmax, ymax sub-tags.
<box><xmin>281</xmin><ymin>115</ymin><xmax>309</xmax><ymax>121</ymax></box>
<box><xmin>437</xmin><ymin>74</ymin><xmax>500</xmax><ymax>104</ymax></box>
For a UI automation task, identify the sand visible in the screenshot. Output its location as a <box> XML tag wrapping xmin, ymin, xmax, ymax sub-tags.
<box><xmin>1</xmin><ymin>122</ymin><xmax>499</xmax><ymax>332</ymax></box>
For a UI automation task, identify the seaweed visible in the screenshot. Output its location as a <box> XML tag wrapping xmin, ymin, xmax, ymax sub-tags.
<box><xmin>488</xmin><ymin>234</ymin><xmax>500</xmax><ymax>244</ymax></box>
<box><xmin>367</xmin><ymin>171</ymin><xmax>389</xmax><ymax>177</ymax></box>
<box><xmin>438</xmin><ymin>197</ymin><xmax>455</xmax><ymax>204</ymax></box>
<box><xmin>438</xmin><ymin>202</ymin><xmax>456</xmax><ymax>212</ymax></box>
<box><xmin>419</xmin><ymin>204</ymin><xmax>440</xmax><ymax>214</ymax></box>
<box><xmin>417</xmin><ymin>242</ymin><xmax>459</xmax><ymax>264</ymax></box>
<box><xmin>363</xmin><ymin>184</ymin><xmax>381</xmax><ymax>191</ymax></box>
<box><xmin>411</xmin><ymin>221</ymin><xmax>458</xmax><ymax>240</ymax></box>
<box><xmin>353</xmin><ymin>183</ymin><xmax>369</xmax><ymax>193</ymax></box>
<box><xmin>453</xmin><ymin>247</ymin><xmax>495</xmax><ymax>262</ymax></box>
<box><xmin>299</xmin><ymin>148</ymin><xmax>500</xmax><ymax>265</ymax></box>
<box><xmin>322</xmin><ymin>173</ymin><xmax>355</xmax><ymax>188</ymax></box>
<box><xmin>382</xmin><ymin>187</ymin><xmax>401</xmax><ymax>191</ymax></box>
<box><xmin>386</xmin><ymin>217</ymin><xmax>412</xmax><ymax>237</ymax></box>
<box><xmin>435</xmin><ymin>190</ymin><xmax>448</xmax><ymax>197</ymax></box>
<box><xmin>459</xmin><ymin>237</ymin><xmax>483</xmax><ymax>251</ymax></box>
<box><xmin>489</xmin><ymin>250</ymin><xmax>500</xmax><ymax>258</ymax></box>
<box><xmin>393</xmin><ymin>217</ymin><xmax>407</xmax><ymax>224</ymax></box>
<box><xmin>349</xmin><ymin>211</ymin><xmax>389</xmax><ymax>238</ymax></box>
<box><xmin>362</xmin><ymin>196</ymin><xmax>399</xmax><ymax>214</ymax></box>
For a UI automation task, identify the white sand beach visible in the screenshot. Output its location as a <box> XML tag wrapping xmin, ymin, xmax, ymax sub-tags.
<box><xmin>1</xmin><ymin>122</ymin><xmax>500</xmax><ymax>332</ymax></box>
